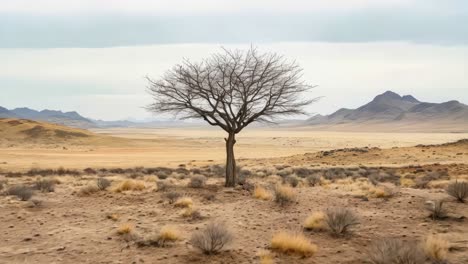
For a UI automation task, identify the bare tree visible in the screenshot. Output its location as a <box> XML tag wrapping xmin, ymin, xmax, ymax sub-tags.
<box><xmin>147</xmin><ymin>47</ymin><xmax>316</xmax><ymax>187</ymax></box>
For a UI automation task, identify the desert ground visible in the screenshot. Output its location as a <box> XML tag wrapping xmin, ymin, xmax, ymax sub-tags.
<box><xmin>0</xmin><ymin>119</ymin><xmax>468</xmax><ymax>263</ymax></box>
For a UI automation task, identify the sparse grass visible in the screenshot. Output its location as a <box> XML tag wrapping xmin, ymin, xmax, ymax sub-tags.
<box><xmin>325</xmin><ymin>208</ymin><xmax>359</xmax><ymax>236</ymax></box>
<box><xmin>425</xmin><ymin>200</ymin><xmax>446</xmax><ymax>220</ymax></box>
<box><xmin>117</xmin><ymin>223</ymin><xmax>134</xmax><ymax>235</ymax></box>
<box><xmin>271</xmin><ymin>231</ymin><xmax>317</xmax><ymax>257</ymax></box>
<box><xmin>257</xmin><ymin>250</ymin><xmax>274</xmax><ymax>264</ymax></box>
<box><xmin>7</xmin><ymin>185</ymin><xmax>33</xmax><ymax>201</ymax></box>
<box><xmin>253</xmin><ymin>186</ymin><xmax>272</xmax><ymax>200</ymax></box>
<box><xmin>423</xmin><ymin>235</ymin><xmax>449</xmax><ymax>263</ymax></box>
<box><xmin>190</xmin><ymin>221</ymin><xmax>233</xmax><ymax>255</ymax></box>
<box><xmin>304</xmin><ymin>212</ymin><xmax>326</xmax><ymax>231</ymax></box>
<box><xmin>113</xmin><ymin>179</ymin><xmax>145</xmax><ymax>192</ymax></box>
<box><xmin>97</xmin><ymin>178</ymin><xmax>111</xmax><ymax>190</ymax></box>
<box><xmin>367</xmin><ymin>185</ymin><xmax>396</xmax><ymax>198</ymax></box>
<box><xmin>137</xmin><ymin>226</ymin><xmax>181</xmax><ymax>247</ymax></box>
<box><xmin>34</xmin><ymin>179</ymin><xmax>55</xmax><ymax>192</ymax></box>
<box><xmin>273</xmin><ymin>184</ymin><xmax>296</xmax><ymax>206</ymax></box>
<box><xmin>78</xmin><ymin>184</ymin><xmax>99</xmax><ymax>196</ymax></box>
<box><xmin>188</xmin><ymin>175</ymin><xmax>206</xmax><ymax>188</ymax></box>
<box><xmin>174</xmin><ymin>197</ymin><xmax>193</xmax><ymax>208</ymax></box>
<box><xmin>446</xmin><ymin>180</ymin><xmax>468</xmax><ymax>202</ymax></box>
<box><xmin>367</xmin><ymin>238</ymin><xmax>425</xmax><ymax>264</ymax></box>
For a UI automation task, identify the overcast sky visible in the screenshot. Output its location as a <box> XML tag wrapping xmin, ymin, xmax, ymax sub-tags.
<box><xmin>1</xmin><ymin>0</ymin><xmax>467</xmax><ymax>120</ymax></box>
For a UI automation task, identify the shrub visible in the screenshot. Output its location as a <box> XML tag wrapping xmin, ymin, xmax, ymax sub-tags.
<box><xmin>34</xmin><ymin>179</ymin><xmax>55</xmax><ymax>192</ymax></box>
<box><xmin>113</xmin><ymin>180</ymin><xmax>145</xmax><ymax>192</ymax></box>
<box><xmin>325</xmin><ymin>208</ymin><xmax>359</xmax><ymax>236</ymax></box>
<box><xmin>156</xmin><ymin>180</ymin><xmax>171</xmax><ymax>192</ymax></box>
<box><xmin>423</xmin><ymin>235</ymin><xmax>449</xmax><ymax>263</ymax></box>
<box><xmin>237</xmin><ymin>169</ymin><xmax>252</xmax><ymax>185</ymax></box>
<box><xmin>293</xmin><ymin>167</ymin><xmax>313</xmax><ymax>178</ymax></box>
<box><xmin>7</xmin><ymin>185</ymin><xmax>33</xmax><ymax>201</ymax></box>
<box><xmin>189</xmin><ymin>175</ymin><xmax>206</xmax><ymax>188</ymax></box>
<box><xmin>271</xmin><ymin>231</ymin><xmax>317</xmax><ymax>257</ymax></box>
<box><xmin>446</xmin><ymin>181</ymin><xmax>468</xmax><ymax>202</ymax></box>
<box><xmin>83</xmin><ymin>167</ymin><xmax>97</xmax><ymax>174</ymax></box>
<box><xmin>304</xmin><ymin>212</ymin><xmax>326</xmax><ymax>231</ymax></box>
<box><xmin>257</xmin><ymin>250</ymin><xmax>274</xmax><ymax>264</ymax></box>
<box><xmin>306</xmin><ymin>174</ymin><xmax>321</xmax><ymax>186</ymax></box>
<box><xmin>190</xmin><ymin>221</ymin><xmax>233</xmax><ymax>255</ymax></box>
<box><xmin>78</xmin><ymin>185</ymin><xmax>99</xmax><ymax>196</ymax></box>
<box><xmin>425</xmin><ymin>200</ymin><xmax>446</xmax><ymax>220</ymax></box>
<box><xmin>274</xmin><ymin>184</ymin><xmax>296</xmax><ymax>206</ymax></box>
<box><xmin>182</xmin><ymin>207</ymin><xmax>202</xmax><ymax>219</ymax></box>
<box><xmin>117</xmin><ymin>223</ymin><xmax>134</xmax><ymax>235</ymax></box>
<box><xmin>253</xmin><ymin>186</ymin><xmax>272</xmax><ymax>200</ymax></box>
<box><xmin>165</xmin><ymin>191</ymin><xmax>182</xmax><ymax>204</ymax></box>
<box><xmin>367</xmin><ymin>238</ymin><xmax>425</xmax><ymax>264</ymax></box>
<box><xmin>174</xmin><ymin>197</ymin><xmax>193</xmax><ymax>208</ymax></box>
<box><xmin>286</xmin><ymin>176</ymin><xmax>299</xmax><ymax>187</ymax></box>
<box><xmin>157</xmin><ymin>226</ymin><xmax>181</xmax><ymax>246</ymax></box>
<box><xmin>97</xmin><ymin>178</ymin><xmax>111</xmax><ymax>190</ymax></box>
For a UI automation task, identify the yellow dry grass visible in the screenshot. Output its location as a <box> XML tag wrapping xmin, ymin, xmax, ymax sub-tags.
<box><xmin>117</xmin><ymin>223</ymin><xmax>134</xmax><ymax>235</ymax></box>
<box><xmin>257</xmin><ymin>250</ymin><xmax>274</xmax><ymax>264</ymax></box>
<box><xmin>174</xmin><ymin>197</ymin><xmax>193</xmax><ymax>208</ymax></box>
<box><xmin>254</xmin><ymin>186</ymin><xmax>273</xmax><ymax>200</ymax></box>
<box><xmin>271</xmin><ymin>231</ymin><xmax>317</xmax><ymax>257</ymax></box>
<box><xmin>158</xmin><ymin>226</ymin><xmax>180</xmax><ymax>242</ymax></box>
<box><xmin>113</xmin><ymin>179</ymin><xmax>145</xmax><ymax>192</ymax></box>
<box><xmin>303</xmin><ymin>212</ymin><xmax>326</xmax><ymax>231</ymax></box>
<box><xmin>274</xmin><ymin>184</ymin><xmax>296</xmax><ymax>202</ymax></box>
<box><xmin>78</xmin><ymin>184</ymin><xmax>99</xmax><ymax>196</ymax></box>
<box><xmin>424</xmin><ymin>235</ymin><xmax>449</xmax><ymax>262</ymax></box>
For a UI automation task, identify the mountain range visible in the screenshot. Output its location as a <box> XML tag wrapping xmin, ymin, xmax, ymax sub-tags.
<box><xmin>1</xmin><ymin>91</ymin><xmax>467</xmax><ymax>131</ymax></box>
<box><xmin>305</xmin><ymin>91</ymin><xmax>468</xmax><ymax>132</ymax></box>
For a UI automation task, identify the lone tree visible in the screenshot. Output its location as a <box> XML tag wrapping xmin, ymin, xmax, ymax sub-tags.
<box><xmin>147</xmin><ymin>47</ymin><xmax>315</xmax><ymax>187</ymax></box>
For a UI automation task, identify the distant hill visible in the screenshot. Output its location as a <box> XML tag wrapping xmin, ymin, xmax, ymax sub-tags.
<box><xmin>0</xmin><ymin>107</ymin><xmax>95</xmax><ymax>128</ymax></box>
<box><xmin>305</xmin><ymin>91</ymin><xmax>468</xmax><ymax>132</ymax></box>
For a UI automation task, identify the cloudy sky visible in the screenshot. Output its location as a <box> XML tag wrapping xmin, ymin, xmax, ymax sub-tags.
<box><xmin>1</xmin><ymin>0</ymin><xmax>467</xmax><ymax>120</ymax></box>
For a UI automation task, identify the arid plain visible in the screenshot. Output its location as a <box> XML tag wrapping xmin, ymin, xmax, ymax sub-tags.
<box><xmin>0</xmin><ymin>119</ymin><xmax>468</xmax><ymax>263</ymax></box>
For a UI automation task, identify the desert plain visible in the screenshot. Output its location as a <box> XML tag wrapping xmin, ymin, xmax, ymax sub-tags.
<box><xmin>0</xmin><ymin>119</ymin><xmax>467</xmax><ymax>263</ymax></box>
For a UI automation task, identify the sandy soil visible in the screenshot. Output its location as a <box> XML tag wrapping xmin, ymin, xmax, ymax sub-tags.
<box><xmin>0</xmin><ymin>128</ymin><xmax>467</xmax><ymax>264</ymax></box>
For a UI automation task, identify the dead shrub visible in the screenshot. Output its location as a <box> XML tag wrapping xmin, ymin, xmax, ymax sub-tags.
<box><xmin>253</xmin><ymin>186</ymin><xmax>272</xmax><ymax>200</ymax></box>
<box><xmin>325</xmin><ymin>208</ymin><xmax>359</xmax><ymax>236</ymax></box>
<box><xmin>271</xmin><ymin>231</ymin><xmax>317</xmax><ymax>257</ymax></box>
<box><xmin>286</xmin><ymin>176</ymin><xmax>299</xmax><ymax>187</ymax></box>
<box><xmin>117</xmin><ymin>223</ymin><xmax>134</xmax><ymax>235</ymax></box>
<box><xmin>34</xmin><ymin>179</ymin><xmax>55</xmax><ymax>192</ymax></box>
<box><xmin>156</xmin><ymin>180</ymin><xmax>171</xmax><ymax>192</ymax></box>
<box><xmin>78</xmin><ymin>184</ymin><xmax>99</xmax><ymax>196</ymax></box>
<box><xmin>414</xmin><ymin>172</ymin><xmax>448</xmax><ymax>189</ymax></box>
<box><xmin>7</xmin><ymin>185</ymin><xmax>33</xmax><ymax>201</ymax></box>
<box><xmin>304</xmin><ymin>212</ymin><xmax>326</xmax><ymax>231</ymax></box>
<box><xmin>190</xmin><ymin>221</ymin><xmax>233</xmax><ymax>255</ymax></box>
<box><xmin>367</xmin><ymin>238</ymin><xmax>425</xmax><ymax>264</ymax></box>
<box><xmin>293</xmin><ymin>167</ymin><xmax>313</xmax><ymax>178</ymax></box>
<box><xmin>174</xmin><ymin>197</ymin><xmax>193</xmax><ymax>208</ymax></box>
<box><xmin>306</xmin><ymin>174</ymin><xmax>321</xmax><ymax>186</ymax></box>
<box><xmin>425</xmin><ymin>200</ymin><xmax>446</xmax><ymax>220</ymax></box>
<box><xmin>97</xmin><ymin>178</ymin><xmax>111</xmax><ymax>190</ymax></box>
<box><xmin>165</xmin><ymin>191</ymin><xmax>182</xmax><ymax>204</ymax></box>
<box><xmin>446</xmin><ymin>180</ymin><xmax>468</xmax><ymax>203</ymax></box>
<box><xmin>274</xmin><ymin>184</ymin><xmax>296</xmax><ymax>206</ymax></box>
<box><xmin>113</xmin><ymin>180</ymin><xmax>145</xmax><ymax>192</ymax></box>
<box><xmin>189</xmin><ymin>175</ymin><xmax>206</xmax><ymax>188</ymax></box>
<box><xmin>182</xmin><ymin>207</ymin><xmax>202</xmax><ymax>220</ymax></box>
<box><xmin>423</xmin><ymin>235</ymin><xmax>449</xmax><ymax>263</ymax></box>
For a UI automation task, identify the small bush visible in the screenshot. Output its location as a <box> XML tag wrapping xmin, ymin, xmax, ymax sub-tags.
<box><xmin>367</xmin><ymin>238</ymin><xmax>425</xmax><ymax>264</ymax></box>
<box><xmin>174</xmin><ymin>197</ymin><xmax>193</xmax><ymax>208</ymax></box>
<box><xmin>293</xmin><ymin>167</ymin><xmax>313</xmax><ymax>178</ymax></box>
<box><xmin>253</xmin><ymin>186</ymin><xmax>272</xmax><ymax>200</ymax></box>
<box><xmin>113</xmin><ymin>180</ymin><xmax>145</xmax><ymax>192</ymax></box>
<box><xmin>165</xmin><ymin>191</ymin><xmax>182</xmax><ymax>204</ymax></box>
<box><xmin>83</xmin><ymin>167</ymin><xmax>97</xmax><ymax>174</ymax></box>
<box><xmin>97</xmin><ymin>178</ymin><xmax>111</xmax><ymax>190</ymax></box>
<box><xmin>257</xmin><ymin>250</ymin><xmax>274</xmax><ymax>264</ymax></box>
<box><xmin>78</xmin><ymin>185</ymin><xmax>99</xmax><ymax>196</ymax></box>
<box><xmin>325</xmin><ymin>208</ymin><xmax>359</xmax><ymax>236</ymax></box>
<box><xmin>137</xmin><ymin>226</ymin><xmax>181</xmax><ymax>247</ymax></box>
<box><xmin>156</xmin><ymin>180</ymin><xmax>171</xmax><ymax>192</ymax></box>
<box><xmin>271</xmin><ymin>231</ymin><xmax>317</xmax><ymax>257</ymax></box>
<box><xmin>425</xmin><ymin>200</ymin><xmax>446</xmax><ymax>220</ymax></box>
<box><xmin>7</xmin><ymin>185</ymin><xmax>33</xmax><ymax>201</ymax></box>
<box><xmin>304</xmin><ymin>212</ymin><xmax>326</xmax><ymax>231</ymax></box>
<box><xmin>189</xmin><ymin>175</ymin><xmax>206</xmax><ymax>188</ymax></box>
<box><xmin>286</xmin><ymin>176</ymin><xmax>299</xmax><ymax>187</ymax></box>
<box><xmin>274</xmin><ymin>184</ymin><xmax>296</xmax><ymax>206</ymax></box>
<box><xmin>182</xmin><ymin>207</ymin><xmax>202</xmax><ymax>219</ymax></box>
<box><xmin>34</xmin><ymin>179</ymin><xmax>55</xmax><ymax>192</ymax></box>
<box><xmin>190</xmin><ymin>221</ymin><xmax>233</xmax><ymax>255</ymax></box>
<box><xmin>117</xmin><ymin>223</ymin><xmax>134</xmax><ymax>235</ymax></box>
<box><xmin>446</xmin><ymin>181</ymin><xmax>468</xmax><ymax>203</ymax></box>
<box><xmin>423</xmin><ymin>235</ymin><xmax>449</xmax><ymax>263</ymax></box>
<box><xmin>306</xmin><ymin>174</ymin><xmax>321</xmax><ymax>186</ymax></box>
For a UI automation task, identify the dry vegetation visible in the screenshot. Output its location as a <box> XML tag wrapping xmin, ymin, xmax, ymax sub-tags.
<box><xmin>0</xmin><ymin>134</ymin><xmax>467</xmax><ymax>263</ymax></box>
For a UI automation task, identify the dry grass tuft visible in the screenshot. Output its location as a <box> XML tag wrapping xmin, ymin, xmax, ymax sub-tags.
<box><xmin>423</xmin><ymin>235</ymin><xmax>449</xmax><ymax>262</ymax></box>
<box><xmin>257</xmin><ymin>250</ymin><xmax>274</xmax><ymax>264</ymax></box>
<box><xmin>425</xmin><ymin>200</ymin><xmax>447</xmax><ymax>220</ymax></box>
<box><xmin>97</xmin><ymin>178</ymin><xmax>111</xmax><ymax>190</ymax></box>
<box><xmin>113</xmin><ymin>180</ymin><xmax>145</xmax><ymax>192</ymax></box>
<box><xmin>106</xmin><ymin>213</ymin><xmax>119</xmax><ymax>221</ymax></box>
<box><xmin>325</xmin><ymin>208</ymin><xmax>359</xmax><ymax>236</ymax></box>
<box><xmin>78</xmin><ymin>184</ymin><xmax>99</xmax><ymax>196</ymax></box>
<box><xmin>174</xmin><ymin>197</ymin><xmax>193</xmax><ymax>208</ymax></box>
<box><xmin>304</xmin><ymin>212</ymin><xmax>326</xmax><ymax>231</ymax></box>
<box><xmin>117</xmin><ymin>223</ymin><xmax>134</xmax><ymax>235</ymax></box>
<box><xmin>271</xmin><ymin>231</ymin><xmax>317</xmax><ymax>257</ymax></box>
<box><xmin>158</xmin><ymin>226</ymin><xmax>181</xmax><ymax>245</ymax></box>
<box><xmin>182</xmin><ymin>207</ymin><xmax>202</xmax><ymax>219</ymax></box>
<box><xmin>367</xmin><ymin>238</ymin><xmax>425</xmax><ymax>264</ymax></box>
<box><xmin>446</xmin><ymin>180</ymin><xmax>468</xmax><ymax>203</ymax></box>
<box><xmin>254</xmin><ymin>186</ymin><xmax>272</xmax><ymax>200</ymax></box>
<box><xmin>190</xmin><ymin>221</ymin><xmax>233</xmax><ymax>255</ymax></box>
<box><xmin>273</xmin><ymin>184</ymin><xmax>296</xmax><ymax>206</ymax></box>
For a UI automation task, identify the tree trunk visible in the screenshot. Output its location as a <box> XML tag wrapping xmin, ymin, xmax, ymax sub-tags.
<box><xmin>225</xmin><ymin>132</ymin><xmax>237</xmax><ymax>187</ymax></box>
